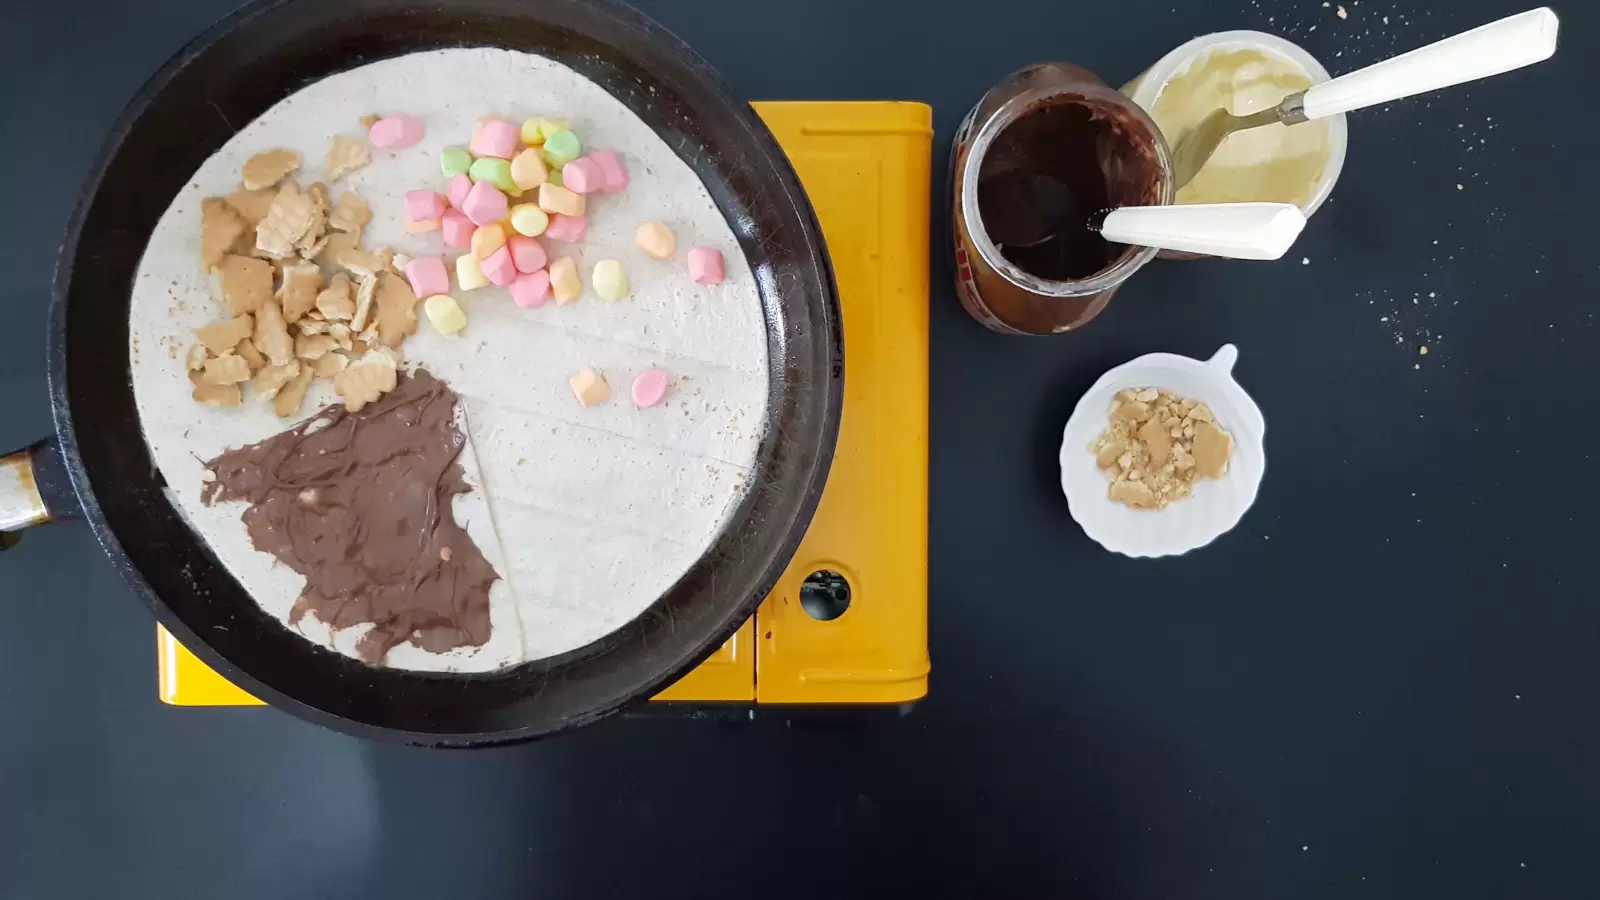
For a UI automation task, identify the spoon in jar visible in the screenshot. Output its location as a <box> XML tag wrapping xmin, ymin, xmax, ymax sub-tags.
<box><xmin>1170</xmin><ymin>7</ymin><xmax>1560</xmax><ymax>189</ymax></box>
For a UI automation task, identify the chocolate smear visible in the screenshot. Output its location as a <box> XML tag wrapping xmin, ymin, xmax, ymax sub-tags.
<box><xmin>202</xmin><ymin>369</ymin><xmax>498</xmax><ymax>664</ymax></box>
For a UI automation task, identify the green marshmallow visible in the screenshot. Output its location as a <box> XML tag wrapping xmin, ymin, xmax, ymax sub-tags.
<box><xmin>546</xmin><ymin>167</ymin><xmax>563</xmax><ymax>188</ymax></box>
<box><xmin>468</xmin><ymin>157</ymin><xmax>517</xmax><ymax>193</ymax></box>
<box><xmin>541</xmin><ymin>129</ymin><xmax>581</xmax><ymax>166</ymax></box>
<box><xmin>440</xmin><ymin>146</ymin><xmax>473</xmax><ymax>177</ymax></box>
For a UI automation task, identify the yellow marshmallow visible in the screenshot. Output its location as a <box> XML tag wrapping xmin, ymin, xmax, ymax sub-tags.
<box><xmin>456</xmin><ymin>254</ymin><xmax>488</xmax><ymax>291</ymax></box>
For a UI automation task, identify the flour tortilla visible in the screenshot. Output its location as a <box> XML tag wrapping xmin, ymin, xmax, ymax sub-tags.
<box><xmin>129</xmin><ymin>48</ymin><xmax>769</xmax><ymax>672</ymax></box>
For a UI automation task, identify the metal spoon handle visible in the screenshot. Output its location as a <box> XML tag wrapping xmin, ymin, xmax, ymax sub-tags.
<box><xmin>1301</xmin><ymin>7</ymin><xmax>1559</xmax><ymax>120</ymax></box>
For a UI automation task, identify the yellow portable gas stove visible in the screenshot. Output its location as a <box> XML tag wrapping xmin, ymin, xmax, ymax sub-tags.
<box><xmin>157</xmin><ymin>101</ymin><xmax>932</xmax><ymax>710</ymax></box>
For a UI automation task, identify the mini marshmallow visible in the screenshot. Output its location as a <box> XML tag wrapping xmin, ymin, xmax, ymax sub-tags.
<box><xmin>470</xmin><ymin>118</ymin><xmax>520</xmax><ymax>159</ymax></box>
<box><xmin>541</xmin><ymin>129</ymin><xmax>581</xmax><ymax>166</ymax></box>
<box><xmin>369</xmin><ymin>114</ymin><xmax>424</xmax><ymax>150</ymax></box>
<box><xmin>461</xmin><ymin>181</ymin><xmax>509</xmax><ymax>226</ymax></box>
<box><xmin>456</xmin><ymin>253</ymin><xmax>489</xmax><ymax>291</ymax></box>
<box><xmin>569</xmin><ymin>367</ymin><xmax>609</xmax><ymax>407</ymax></box>
<box><xmin>561</xmin><ymin>157</ymin><xmax>604</xmax><ymax>194</ymax></box>
<box><xmin>446</xmin><ymin>173</ymin><xmax>474</xmax><ymax>210</ymax></box>
<box><xmin>549</xmin><ymin>257</ymin><xmax>581</xmax><ymax>304</ymax></box>
<box><xmin>404</xmin><ymin>256</ymin><xmax>450</xmax><ymax>300</ymax></box>
<box><xmin>508</xmin><ymin>236</ymin><xmax>547</xmax><ymax>274</ymax></box>
<box><xmin>439</xmin><ymin>146</ymin><xmax>473</xmax><ymax>177</ymax></box>
<box><xmin>543</xmin><ymin>214</ymin><xmax>587</xmax><ymax>244</ymax></box>
<box><xmin>536</xmin><ymin>183</ymin><xmax>584</xmax><ymax>217</ymax></box>
<box><xmin>423</xmin><ymin>295</ymin><xmax>467</xmax><ymax>335</ymax></box>
<box><xmin>587</xmin><ymin>150</ymin><xmax>629</xmax><ymax>193</ymax></box>
<box><xmin>509</xmin><ymin>204</ymin><xmax>549</xmax><ymax>237</ymax></box>
<box><xmin>509</xmin><ymin>270</ymin><xmax>551</xmax><ymax>308</ymax></box>
<box><xmin>469</xmin><ymin>157</ymin><xmax>518</xmax><ymax>194</ymax></box>
<box><xmin>481</xmin><ymin>246</ymin><xmax>517</xmax><ymax>286</ymax></box>
<box><xmin>592</xmin><ymin>259</ymin><xmax>629</xmax><ymax>301</ymax></box>
<box><xmin>631</xmin><ymin>369</ymin><xmax>670</xmax><ymax>408</ymax></box>
<box><xmin>441</xmin><ymin>211</ymin><xmax>475</xmax><ymax>248</ymax></box>
<box><xmin>471</xmin><ymin>223</ymin><xmax>507</xmax><ymax>260</ymax></box>
<box><xmin>635</xmin><ymin>220</ymin><xmax>676</xmax><ymax>259</ymax></box>
<box><xmin>687</xmin><ymin>246</ymin><xmax>726</xmax><ymax>285</ymax></box>
<box><xmin>520</xmin><ymin>117</ymin><xmax>569</xmax><ymax>146</ymax></box>
<box><xmin>404</xmin><ymin>189</ymin><xmax>447</xmax><ymax>222</ymax></box>
<box><xmin>510</xmin><ymin>149</ymin><xmax>548</xmax><ymax>191</ymax></box>
<box><xmin>404</xmin><ymin>217</ymin><xmax>440</xmax><ymax>234</ymax></box>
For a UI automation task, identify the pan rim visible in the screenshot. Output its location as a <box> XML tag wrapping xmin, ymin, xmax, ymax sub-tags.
<box><xmin>48</xmin><ymin>0</ymin><xmax>841</xmax><ymax>747</ymax></box>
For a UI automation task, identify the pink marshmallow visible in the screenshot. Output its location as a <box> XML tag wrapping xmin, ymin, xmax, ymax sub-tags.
<box><xmin>441</xmin><ymin>210</ymin><xmax>475</xmax><ymax>248</ymax></box>
<box><xmin>631</xmin><ymin>369</ymin><xmax>669</xmax><ymax>408</ymax></box>
<box><xmin>507</xmin><ymin>236</ymin><xmax>547</xmax><ymax>274</ymax></box>
<box><xmin>404</xmin><ymin>256</ymin><xmax>450</xmax><ymax>299</ymax></box>
<box><xmin>470</xmin><ymin>119</ymin><xmax>520</xmax><ymax>159</ymax></box>
<box><xmin>368</xmin><ymin>114</ymin><xmax>424</xmax><ymax>150</ymax></box>
<box><xmin>481</xmin><ymin>246</ymin><xmax>518</xmax><ymax>286</ymax></box>
<box><xmin>543</xmin><ymin>214</ymin><xmax>587</xmax><ymax>243</ymax></box>
<box><xmin>461</xmin><ymin>181</ymin><xmax>508</xmax><ymax>226</ymax></box>
<box><xmin>587</xmin><ymin>150</ymin><xmax>629</xmax><ymax>193</ymax></box>
<box><xmin>404</xmin><ymin>189</ymin><xmax>448</xmax><ymax>222</ymax></box>
<box><xmin>561</xmin><ymin>157</ymin><xmax>604</xmax><ymax>194</ymax></box>
<box><xmin>687</xmin><ymin>246</ymin><xmax>726</xmax><ymax>285</ymax></box>
<box><xmin>446</xmin><ymin>173</ymin><xmax>473</xmax><ymax>210</ymax></box>
<box><xmin>509</xmin><ymin>270</ymin><xmax>551</xmax><ymax>308</ymax></box>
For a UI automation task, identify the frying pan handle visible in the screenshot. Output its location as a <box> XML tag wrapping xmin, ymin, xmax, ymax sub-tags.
<box><xmin>1</xmin><ymin>438</ymin><xmax>77</xmax><ymax>551</ymax></box>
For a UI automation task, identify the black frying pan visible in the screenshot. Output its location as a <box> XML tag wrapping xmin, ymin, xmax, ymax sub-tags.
<box><xmin>0</xmin><ymin>0</ymin><xmax>842</xmax><ymax>746</ymax></box>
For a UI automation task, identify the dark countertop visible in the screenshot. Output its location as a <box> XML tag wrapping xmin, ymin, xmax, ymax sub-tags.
<box><xmin>2</xmin><ymin>0</ymin><xmax>1596</xmax><ymax>897</ymax></box>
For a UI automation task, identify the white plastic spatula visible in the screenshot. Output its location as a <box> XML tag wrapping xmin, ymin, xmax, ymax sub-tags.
<box><xmin>1301</xmin><ymin>7</ymin><xmax>1559</xmax><ymax>119</ymax></box>
<box><xmin>1171</xmin><ymin>8</ymin><xmax>1561</xmax><ymax>187</ymax></box>
<box><xmin>1097</xmin><ymin>202</ymin><xmax>1306</xmax><ymax>260</ymax></box>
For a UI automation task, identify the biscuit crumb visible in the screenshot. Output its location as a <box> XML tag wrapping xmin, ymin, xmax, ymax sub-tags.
<box><xmin>1090</xmin><ymin>388</ymin><xmax>1234</xmax><ymax>510</ymax></box>
<box><xmin>240</xmin><ymin>149</ymin><xmax>301</xmax><ymax>191</ymax></box>
<box><xmin>324</xmin><ymin>135</ymin><xmax>370</xmax><ymax>181</ymax></box>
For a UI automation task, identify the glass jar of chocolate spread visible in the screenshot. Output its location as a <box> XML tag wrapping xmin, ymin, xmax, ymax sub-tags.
<box><xmin>952</xmin><ymin>63</ymin><xmax>1174</xmax><ymax>335</ymax></box>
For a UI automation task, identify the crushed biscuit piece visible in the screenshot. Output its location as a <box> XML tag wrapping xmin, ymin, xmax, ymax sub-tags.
<box><xmin>314</xmin><ymin>273</ymin><xmax>355</xmax><ymax>321</ymax></box>
<box><xmin>273</xmin><ymin>365</ymin><xmax>316</xmax><ymax>418</ymax></box>
<box><xmin>217</xmin><ymin>255</ymin><xmax>273</xmax><ymax>315</ymax></box>
<box><xmin>225</xmin><ymin>187</ymin><xmax>278</xmax><ymax>225</ymax></box>
<box><xmin>1090</xmin><ymin>387</ymin><xmax>1235</xmax><ymax>511</ymax></box>
<box><xmin>328</xmin><ymin>192</ymin><xmax>371</xmax><ymax>233</ymax></box>
<box><xmin>324</xmin><ymin>135</ymin><xmax>370</xmax><ymax>181</ymax></box>
<box><xmin>201</xmin><ymin>353</ymin><xmax>251</xmax><ymax>386</ymax></box>
<box><xmin>277</xmin><ymin>263</ymin><xmax>323</xmax><ymax>323</ymax></box>
<box><xmin>1192</xmin><ymin>421</ymin><xmax>1233</xmax><ymax>480</ymax></box>
<box><xmin>359</xmin><ymin>113</ymin><xmax>380</xmax><ymax>129</ymax></box>
<box><xmin>439</xmin><ymin>547</ymin><xmax>453</xmax><ymax>562</ymax></box>
<box><xmin>201</xmin><ymin>198</ymin><xmax>248</xmax><ymax>270</ymax></box>
<box><xmin>312</xmin><ymin>352</ymin><xmax>349</xmax><ymax>378</ymax></box>
<box><xmin>252</xmin><ymin>360</ymin><xmax>301</xmax><ymax>399</ymax></box>
<box><xmin>233</xmin><ymin>338</ymin><xmax>266</xmax><ymax>372</ymax></box>
<box><xmin>294</xmin><ymin>332</ymin><xmax>340</xmax><ymax>361</ymax></box>
<box><xmin>350</xmin><ymin>275</ymin><xmax>377</xmax><ymax>334</ymax></box>
<box><xmin>374</xmin><ymin>271</ymin><xmax>419</xmax><ymax>349</ymax></box>
<box><xmin>255</xmin><ymin>182</ymin><xmax>319</xmax><ymax>259</ymax></box>
<box><xmin>192</xmin><ymin>380</ymin><xmax>242</xmax><ymax>408</ymax></box>
<box><xmin>333</xmin><ymin>347</ymin><xmax>399</xmax><ymax>411</ymax></box>
<box><xmin>336</xmin><ymin>247</ymin><xmax>389</xmax><ymax>281</ymax></box>
<box><xmin>316</xmin><ymin>231</ymin><xmax>360</xmax><ymax>268</ymax></box>
<box><xmin>240</xmin><ymin>149</ymin><xmax>302</xmax><ymax>191</ymax></box>
<box><xmin>252</xmin><ymin>298</ymin><xmax>294</xmax><ymax>367</ymax></box>
<box><xmin>196</xmin><ymin>314</ymin><xmax>254</xmax><ymax>354</ymax></box>
<box><xmin>185</xmin><ymin>343</ymin><xmax>209</xmax><ymax>372</ymax></box>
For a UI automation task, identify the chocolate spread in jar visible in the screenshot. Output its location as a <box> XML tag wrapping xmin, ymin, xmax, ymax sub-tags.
<box><xmin>202</xmin><ymin>369</ymin><xmax>498</xmax><ymax>665</ymax></box>
<box><xmin>977</xmin><ymin>99</ymin><xmax>1160</xmax><ymax>280</ymax></box>
<box><xmin>952</xmin><ymin>63</ymin><xmax>1172</xmax><ymax>336</ymax></box>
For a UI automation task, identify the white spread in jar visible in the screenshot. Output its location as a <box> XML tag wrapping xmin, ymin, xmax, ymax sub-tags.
<box><xmin>1151</xmin><ymin>47</ymin><xmax>1332</xmax><ymax>210</ymax></box>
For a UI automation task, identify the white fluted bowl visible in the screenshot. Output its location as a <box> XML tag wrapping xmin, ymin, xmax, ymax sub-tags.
<box><xmin>1060</xmin><ymin>344</ymin><xmax>1266</xmax><ymax>558</ymax></box>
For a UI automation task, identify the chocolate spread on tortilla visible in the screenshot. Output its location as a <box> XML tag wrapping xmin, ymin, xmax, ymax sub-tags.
<box><xmin>202</xmin><ymin>369</ymin><xmax>498</xmax><ymax>664</ymax></box>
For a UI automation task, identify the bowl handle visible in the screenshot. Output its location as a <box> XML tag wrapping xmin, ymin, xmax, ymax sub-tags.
<box><xmin>1</xmin><ymin>438</ymin><xmax>77</xmax><ymax>551</ymax></box>
<box><xmin>1206</xmin><ymin>344</ymin><xmax>1239</xmax><ymax>374</ymax></box>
